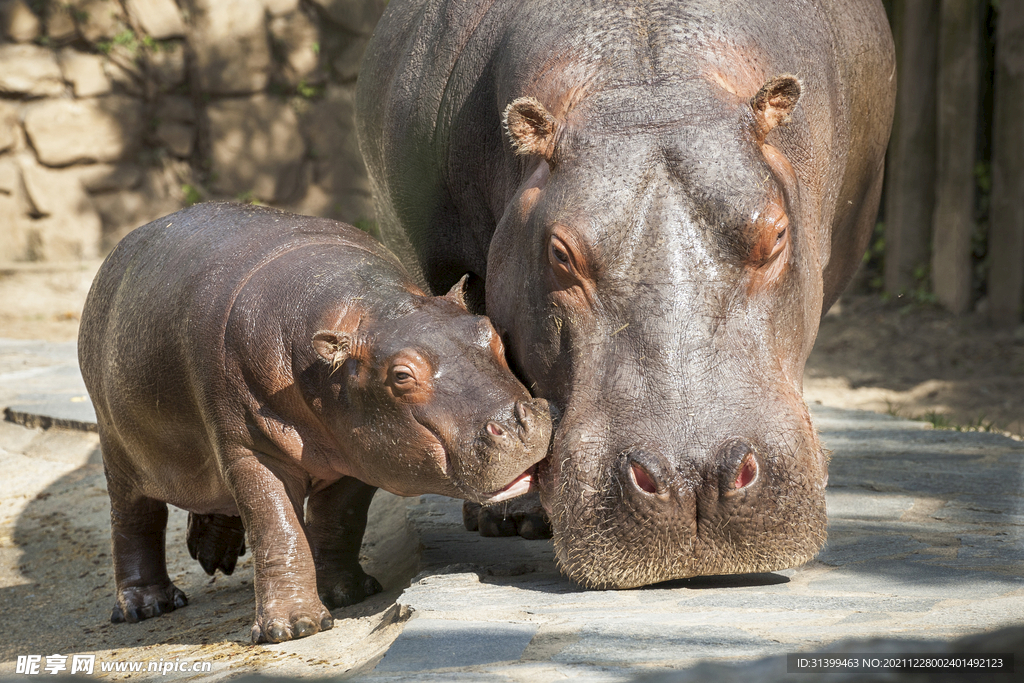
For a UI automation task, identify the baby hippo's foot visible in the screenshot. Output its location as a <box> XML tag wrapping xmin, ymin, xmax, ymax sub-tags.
<box><xmin>318</xmin><ymin>568</ymin><xmax>383</xmax><ymax>610</ymax></box>
<box><xmin>463</xmin><ymin>493</ymin><xmax>552</xmax><ymax>539</ymax></box>
<box><xmin>251</xmin><ymin>599</ymin><xmax>334</xmax><ymax>644</ymax></box>
<box><xmin>187</xmin><ymin>513</ymin><xmax>246</xmax><ymax>575</ymax></box>
<box><xmin>112</xmin><ymin>583</ymin><xmax>188</xmax><ymax>623</ymax></box>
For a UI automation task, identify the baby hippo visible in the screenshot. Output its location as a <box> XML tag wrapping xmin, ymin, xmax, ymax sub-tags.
<box><xmin>79</xmin><ymin>202</ymin><xmax>552</xmax><ymax>643</ymax></box>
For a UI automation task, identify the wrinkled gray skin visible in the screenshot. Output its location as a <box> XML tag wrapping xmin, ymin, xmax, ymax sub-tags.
<box><xmin>79</xmin><ymin>203</ymin><xmax>551</xmax><ymax>642</ymax></box>
<box><xmin>357</xmin><ymin>0</ymin><xmax>895</xmax><ymax>588</ymax></box>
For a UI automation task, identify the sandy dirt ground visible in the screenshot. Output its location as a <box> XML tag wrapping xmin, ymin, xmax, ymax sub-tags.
<box><xmin>806</xmin><ymin>294</ymin><xmax>1024</xmax><ymax>439</ymax></box>
<box><xmin>3</xmin><ymin>259</ymin><xmax>1022</xmax><ymax>440</ymax></box>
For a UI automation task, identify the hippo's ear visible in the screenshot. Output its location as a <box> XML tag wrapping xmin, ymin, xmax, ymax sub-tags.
<box><xmin>750</xmin><ymin>75</ymin><xmax>801</xmax><ymax>140</ymax></box>
<box><xmin>442</xmin><ymin>274</ymin><xmax>470</xmax><ymax>311</ymax></box>
<box><xmin>312</xmin><ymin>331</ymin><xmax>353</xmax><ymax>371</ymax></box>
<box><xmin>503</xmin><ymin>97</ymin><xmax>558</xmax><ymax>160</ymax></box>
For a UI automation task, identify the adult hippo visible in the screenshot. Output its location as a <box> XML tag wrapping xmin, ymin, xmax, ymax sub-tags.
<box><xmin>357</xmin><ymin>0</ymin><xmax>895</xmax><ymax>588</ymax></box>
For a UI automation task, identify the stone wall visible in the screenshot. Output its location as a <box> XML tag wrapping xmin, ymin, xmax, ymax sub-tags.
<box><xmin>0</xmin><ymin>0</ymin><xmax>385</xmax><ymax>262</ymax></box>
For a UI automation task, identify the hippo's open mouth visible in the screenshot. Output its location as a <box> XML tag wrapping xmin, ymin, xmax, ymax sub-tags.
<box><xmin>480</xmin><ymin>465</ymin><xmax>537</xmax><ymax>503</ymax></box>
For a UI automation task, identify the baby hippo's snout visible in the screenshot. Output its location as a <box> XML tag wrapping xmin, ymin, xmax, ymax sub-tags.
<box><xmin>464</xmin><ymin>397</ymin><xmax>552</xmax><ymax>503</ymax></box>
<box><xmin>484</xmin><ymin>399</ymin><xmax>549</xmax><ymax>450</ymax></box>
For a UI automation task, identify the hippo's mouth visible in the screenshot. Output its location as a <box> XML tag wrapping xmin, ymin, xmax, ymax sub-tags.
<box><xmin>480</xmin><ymin>465</ymin><xmax>537</xmax><ymax>503</ymax></box>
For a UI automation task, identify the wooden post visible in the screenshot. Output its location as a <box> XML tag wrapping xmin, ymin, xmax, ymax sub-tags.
<box><xmin>988</xmin><ymin>1</ymin><xmax>1024</xmax><ymax>328</ymax></box>
<box><xmin>931</xmin><ymin>0</ymin><xmax>980</xmax><ymax>314</ymax></box>
<box><xmin>884</xmin><ymin>1</ymin><xmax>939</xmax><ymax>296</ymax></box>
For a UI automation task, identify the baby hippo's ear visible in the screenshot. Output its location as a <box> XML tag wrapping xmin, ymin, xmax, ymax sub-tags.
<box><xmin>443</xmin><ymin>274</ymin><xmax>470</xmax><ymax>311</ymax></box>
<box><xmin>312</xmin><ymin>331</ymin><xmax>353</xmax><ymax>370</ymax></box>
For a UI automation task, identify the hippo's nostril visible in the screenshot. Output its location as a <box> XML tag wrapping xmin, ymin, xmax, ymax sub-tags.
<box><xmin>718</xmin><ymin>438</ymin><xmax>760</xmax><ymax>496</ymax></box>
<box><xmin>733</xmin><ymin>452</ymin><xmax>758</xmax><ymax>490</ymax></box>
<box><xmin>622</xmin><ymin>448</ymin><xmax>672</xmax><ymax>499</ymax></box>
<box><xmin>630</xmin><ymin>462</ymin><xmax>658</xmax><ymax>494</ymax></box>
<box><xmin>486</xmin><ymin>422</ymin><xmax>505</xmax><ymax>437</ymax></box>
<box><xmin>515</xmin><ymin>401</ymin><xmax>529</xmax><ymax>423</ymax></box>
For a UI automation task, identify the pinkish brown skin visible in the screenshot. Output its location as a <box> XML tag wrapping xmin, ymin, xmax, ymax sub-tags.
<box><xmin>79</xmin><ymin>202</ymin><xmax>551</xmax><ymax>643</ymax></box>
<box><xmin>358</xmin><ymin>1</ymin><xmax>895</xmax><ymax>587</ymax></box>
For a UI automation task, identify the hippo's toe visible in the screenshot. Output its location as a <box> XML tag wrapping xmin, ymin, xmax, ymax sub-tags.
<box><xmin>477</xmin><ymin>507</ymin><xmax>519</xmax><ymax>536</ymax></box>
<box><xmin>463</xmin><ymin>495</ymin><xmax>552</xmax><ymax>539</ymax></box>
<box><xmin>112</xmin><ymin>583</ymin><xmax>188</xmax><ymax>623</ymax></box>
<box><xmin>318</xmin><ymin>569</ymin><xmax>383</xmax><ymax>610</ymax></box>
<box><xmin>514</xmin><ymin>511</ymin><xmax>552</xmax><ymax>540</ymax></box>
<box><xmin>251</xmin><ymin>605</ymin><xmax>334</xmax><ymax>644</ymax></box>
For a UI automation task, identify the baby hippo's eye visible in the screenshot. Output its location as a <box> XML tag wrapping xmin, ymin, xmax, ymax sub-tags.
<box><xmin>386</xmin><ymin>351</ymin><xmax>433</xmax><ymax>400</ymax></box>
<box><xmin>391</xmin><ymin>365</ymin><xmax>416</xmax><ymax>385</ymax></box>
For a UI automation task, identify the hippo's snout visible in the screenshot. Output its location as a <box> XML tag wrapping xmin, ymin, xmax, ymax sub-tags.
<box><xmin>622</xmin><ymin>438</ymin><xmax>763</xmax><ymax>505</ymax></box>
<box><xmin>477</xmin><ymin>398</ymin><xmax>552</xmax><ymax>471</ymax></box>
<box><xmin>552</xmin><ymin>428</ymin><xmax>827</xmax><ymax>589</ymax></box>
<box><xmin>457</xmin><ymin>397</ymin><xmax>552</xmax><ymax>504</ymax></box>
<box><xmin>483</xmin><ymin>398</ymin><xmax>550</xmax><ymax>448</ymax></box>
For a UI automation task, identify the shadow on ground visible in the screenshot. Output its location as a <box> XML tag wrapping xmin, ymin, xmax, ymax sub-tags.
<box><xmin>0</xmin><ymin>423</ymin><xmax>418</xmax><ymax>678</ymax></box>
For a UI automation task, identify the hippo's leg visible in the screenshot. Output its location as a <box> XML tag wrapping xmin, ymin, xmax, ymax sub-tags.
<box><xmin>186</xmin><ymin>513</ymin><xmax>246</xmax><ymax>575</ymax></box>
<box><xmin>463</xmin><ymin>493</ymin><xmax>552</xmax><ymax>540</ymax></box>
<box><xmin>104</xmin><ymin>438</ymin><xmax>188</xmax><ymax>623</ymax></box>
<box><xmin>223</xmin><ymin>449</ymin><xmax>332</xmax><ymax>644</ymax></box>
<box><xmin>305</xmin><ymin>477</ymin><xmax>382</xmax><ymax>609</ymax></box>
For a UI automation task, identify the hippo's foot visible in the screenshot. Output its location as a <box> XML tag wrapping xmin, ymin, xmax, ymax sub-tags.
<box><xmin>187</xmin><ymin>513</ymin><xmax>246</xmax><ymax>575</ymax></box>
<box><xmin>111</xmin><ymin>583</ymin><xmax>188</xmax><ymax>623</ymax></box>
<box><xmin>463</xmin><ymin>494</ymin><xmax>552</xmax><ymax>539</ymax></box>
<box><xmin>251</xmin><ymin>601</ymin><xmax>334</xmax><ymax>644</ymax></box>
<box><xmin>318</xmin><ymin>568</ymin><xmax>383</xmax><ymax>609</ymax></box>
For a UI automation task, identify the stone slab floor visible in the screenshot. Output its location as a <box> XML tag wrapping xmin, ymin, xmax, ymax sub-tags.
<box><xmin>0</xmin><ymin>339</ymin><xmax>1021</xmax><ymax>681</ymax></box>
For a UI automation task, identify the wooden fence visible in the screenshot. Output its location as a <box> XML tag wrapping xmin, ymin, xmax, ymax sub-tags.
<box><xmin>882</xmin><ymin>0</ymin><xmax>1023</xmax><ymax>327</ymax></box>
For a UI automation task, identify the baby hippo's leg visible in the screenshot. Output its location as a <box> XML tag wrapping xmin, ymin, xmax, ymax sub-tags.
<box><xmin>187</xmin><ymin>513</ymin><xmax>246</xmax><ymax>575</ymax></box>
<box><xmin>223</xmin><ymin>449</ymin><xmax>332</xmax><ymax>644</ymax></box>
<box><xmin>104</xmin><ymin>437</ymin><xmax>187</xmax><ymax>623</ymax></box>
<box><xmin>305</xmin><ymin>478</ymin><xmax>382</xmax><ymax>609</ymax></box>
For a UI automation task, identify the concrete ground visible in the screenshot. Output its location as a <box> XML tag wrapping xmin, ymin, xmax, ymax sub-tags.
<box><xmin>0</xmin><ymin>338</ymin><xmax>1021</xmax><ymax>681</ymax></box>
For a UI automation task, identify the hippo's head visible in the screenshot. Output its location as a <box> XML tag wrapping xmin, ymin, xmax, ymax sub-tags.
<box><xmin>486</xmin><ymin>72</ymin><xmax>828</xmax><ymax>587</ymax></box>
<box><xmin>312</xmin><ymin>278</ymin><xmax>552</xmax><ymax>504</ymax></box>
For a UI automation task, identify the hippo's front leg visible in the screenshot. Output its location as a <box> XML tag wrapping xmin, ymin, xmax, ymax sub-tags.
<box><xmin>223</xmin><ymin>450</ymin><xmax>332</xmax><ymax>644</ymax></box>
<box><xmin>305</xmin><ymin>477</ymin><xmax>383</xmax><ymax>609</ymax></box>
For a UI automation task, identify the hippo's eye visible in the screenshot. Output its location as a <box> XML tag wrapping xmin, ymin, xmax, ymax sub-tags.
<box><xmin>548</xmin><ymin>234</ymin><xmax>577</xmax><ymax>278</ymax></box>
<box><xmin>391</xmin><ymin>365</ymin><xmax>416</xmax><ymax>385</ymax></box>
<box><xmin>750</xmin><ymin>204</ymin><xmax>789</xmax><ymax>270</ymax></box>
<box><xmin>766</xmin><ymin>220</ymin><xmax>789</xmax><ymax>262</ymax></box>
<box><xmin>552</xmin><ymin>243</ymin><xmax>570</xmax><ymax>264</ymax></box>
<box><xmin>386</xmin><ymin>353</ymin><xmax>433</xmax><ymax>401</ymax></box>
<box><xmin>772</xmin><ymin>227</ymin><xmax>787</xmax><ymax>255</ymax></box>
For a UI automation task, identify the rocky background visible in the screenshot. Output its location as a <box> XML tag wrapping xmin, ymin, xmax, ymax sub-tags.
<box><xmin>0</xmin><ymin>0</ymin><xmax>385</xmax><ymax>262</ymax></box>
